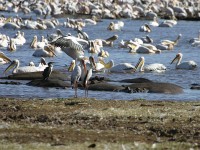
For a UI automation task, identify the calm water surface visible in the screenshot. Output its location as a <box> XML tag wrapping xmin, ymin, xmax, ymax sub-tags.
<box><xmin>0</xmin><ymin>12</ymin><xmax>200</xmax><ymax>101</ymax></box>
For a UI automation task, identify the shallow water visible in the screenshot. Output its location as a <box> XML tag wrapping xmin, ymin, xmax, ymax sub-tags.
<box><xmin>0</xmin><ymin>12</ymin><xmax>200</xmax><ymax>101</ymax></box>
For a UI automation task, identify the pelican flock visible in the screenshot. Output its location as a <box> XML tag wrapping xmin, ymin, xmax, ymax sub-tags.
<box><xmin>0</xmin><ymin>0</ymin><xmax>199</xmax><ymax>99</ymax></box>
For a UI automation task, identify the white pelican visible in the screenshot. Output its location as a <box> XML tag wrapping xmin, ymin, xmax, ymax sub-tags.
<box><xmin>0</xmin><ymin>52</ymin><xmax>11</xmax><ymax>65</ymax></box>
<box><xmin>156</xmin><ymin>43</ymin><xmax>174</xmax><ymax>50</ymax></box>
<box><xmin>107</xmin><ymin>21</ymin><xmax>124</xmax><ymax>31</ymax></box>
<box><xmin>189</xmin><ymin>30</ymin><xmax>200</xmax><ymax>44</ymax></box>
<box><xmin>128</xmin><ymin>43</ymin><xmax>161</xmax><ymax>54</ymax></box>
<box><xmin>104</xmin><ymin>59</ymin><xmax>135</xmax><ymax>73</ymax></box>
<box><xmin>148</xmin><ymin>16</ymin><xmax>159</xmax><ymax>27</ymax></box>
<box><xmin>71</xmin><ymin>62</ymin><xmax>82</xmax><ymax>97</ymax></box>
<box><xmin>98</xmin><ymin>49</ymin><xmax>109</xmax><ymax>58</ymax></box>
<box><xmin>103</xmin><ymin>35</ymin><xmax>119</xmax><ymax>47</ymax></box>
<box><xmin>135</xmin><ymin>56</ymin><xmax>166</xmax><ymax>72</ymax></box>
<box><xmin>190</xmin><ymin>30</ymin><xmax>200</xmax><ymax>47</ymax></box>
<box><xmin>88</xmin><ymin>40</ymin><xmax>100</xmax><ymax>55</ymax></box>
<box><xmin>0</xmin><ymin>35</ymin><xmax>9</xmax><ymax>48</ymax></box>
<box><xmin>139</xmin><ymin>24</ymin><xmax>151</xmax><ymax>32</ymax></box>
<box><xmin>99</xmin><ymin>59</ymin><xmax>114</xmax><ymax>70</ymax></box>
<box><xmin>140</xmin><ymin>35</ymin><xmax>153</xmax><ymax>43</ymax></box>
<box><xmin>30</xmin><ymin>35</ymin><xmax>47</xmax><ymax>49</ymax></box>
<box><xmin>159</xmin><ymin>19</ymin><xmax>177</xmax><ymax>27</ymax></box>
<box><xmin>42</xmin><ymin>62</ymin><xmax>54</xmax><ymax>80</ymax></box>
<box><xmin>50</xmin><ymin>35</ymin><xmax>88</xmax><ymax>61</ymax></box>
<box><xmin>12</xmin><ymin>31</ymin><xmax>26</xmax><ymax>46</ymax></box>
<box><xmin>171</xmin><ymin>53</ymin><xmax>197</xmax><ymax>70</ymax></box>
<box><xmin>161</xmin><ymin>34</ymin><xmax>182</xmax><ymax>46</ymax></box>
<box><xmin>30</xmin><ymin>35</ymin><xmax>38</xmax><ymax>49</ymax></box>
<box><xmin>7</xmin><ymin>38</ymin><xmax>17</xmax><ymax>51</ymax></box>
<box><xmin>32</xmin><ymin>45</ymin><xmax>56</xmax><ymax>57</ymax></box>
<box><xmin>4</xmin><ymin>59</ymin><xmax>41</xmax><ymax>74</ymax></box>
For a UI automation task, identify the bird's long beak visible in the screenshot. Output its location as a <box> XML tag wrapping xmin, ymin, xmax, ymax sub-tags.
<box><xmin>4</xmin><ymin>61</ymin><xmax>16</xmax><ymax>74</ymax></box>
<box><xmin>135</xmin><ymin>58</ymin><xmax>143</xmax><ymax>70</ymax></box>
<box><xmin>171</xmin><ymin>55</ymin><xmax>179</xmax><ymax>64</ymax></box>
<box><xmin>0</xmin><ymin>53</ymin><xmax>11</xmax><ymax>63</ymax></box>
<box><xmin>30</xmin><ymin>37</ymin><xmax>37</xmax><ymax>48</ymax></box>
<box><xmin>99</xmin><ymin>59</ymin><xmax>106</xmax><ymax>66</ymax></box>
<box><xmin>89</xmin><ymin>56</ymin><xmax>96</xmax><ymax>70</ymax></box>
<box><xmin>45</xmin><ymin>45</ymin><xmax>57</xmax><ymax>56</ymax></box>
<box><xmin>146</xmin><ymin>24</ymin><xmax>151</xmax><ymax>32</ymax></box>
<box><xmin>68</xmin><ymin>61</ymin><xmax>75</xmax><ymax>72</ymax></box>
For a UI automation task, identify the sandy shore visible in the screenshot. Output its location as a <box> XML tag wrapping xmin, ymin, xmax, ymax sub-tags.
<box><xmin>0</xmin><ymin>97</ymin><xmax>199</xmax><ymax>149</ymax></box>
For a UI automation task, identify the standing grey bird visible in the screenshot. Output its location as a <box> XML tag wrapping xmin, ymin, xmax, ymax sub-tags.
<box><xmin>71</xmin><ymin>61</ymin><xmax>82</xmax><ymax>98</ymax></box>
<box><xmin>42</xmin><ymin>62</ymin><xmax>54</xmax><ymax>80</ymax></box>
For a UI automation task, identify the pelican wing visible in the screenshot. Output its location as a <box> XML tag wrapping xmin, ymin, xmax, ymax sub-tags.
<box><xmin>50</xmin><ymin>36</ymin><xmax>87</xmax><ymax>52</ymax></box>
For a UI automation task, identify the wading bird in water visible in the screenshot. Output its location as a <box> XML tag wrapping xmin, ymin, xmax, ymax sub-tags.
<box><xmin>71</xmin><ymin>61</ymin><xmax>82</xmax><ymax>98</ymax></box>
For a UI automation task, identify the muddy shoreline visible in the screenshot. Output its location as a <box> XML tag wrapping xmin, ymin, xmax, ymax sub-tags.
<box><xmin>0</xmin><ymin>98</ymin><xmax>199</xmax><ymax>149</ymax></box>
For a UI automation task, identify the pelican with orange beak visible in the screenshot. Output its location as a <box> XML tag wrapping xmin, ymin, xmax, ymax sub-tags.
<box><xmin>0</xmin><ymin>52</ymin><xmax>12</xmax><ymax>65</ymax></box>
<box><xmin>171</xmin><ymin>53</ymin><xmax>197</xmax><ymax>70</ymax></box>
<box><xmin>135</xmin><ymin>56</ymin><xmax>166</xmax><ymax>72</ymax></box>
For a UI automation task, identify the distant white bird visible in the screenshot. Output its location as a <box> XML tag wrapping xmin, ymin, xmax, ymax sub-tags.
<box><xmin>189</xmin><ymin>30</ymin><xmax>200</xmax><ymax>44</ymax></box>
<box><xmin>140</xmin><ymin>35</ymin><xmax>153</xmax><ymax>43</ymax></box>
<box><xmin>159</xmin><ymin>19</ymin><xmax>177</xmax><ymax>27</ymax></box>
<box><xmin>139</xmin><ymin>24</ymin><xmax>151</xmax><ymax>32</ymax></box>
<box><xmin>7</xmin><ymin>38</ymin><xmax>17</xmax><ymax>51</ymax></box>
<box><xmin>171</xmin><ymin>53</ymin><xmax>197</xmax><ymax>70</ymax></box>
<box><xmin>107</xmin><ymin>21</ymin><xmax>124</xmax><ymax>30</ymax></box>
<box><xmin>12</xmin><ymin>31</ymin><xmax>26</xmax><ymax>46</ymax></box>
<box><xmin>148</xmin><ymin>16</ymin><xmax>159</xmax><ymax>27</ymax></box>
<box><xmin>161</xmin><ymin>34</ymin><xmax>182</xmax><ymax>46</ymax></box>
<box><xmin>135</xmin><ymin>56</ymin><xmax>166</xmax><ymax>72</ymax></box>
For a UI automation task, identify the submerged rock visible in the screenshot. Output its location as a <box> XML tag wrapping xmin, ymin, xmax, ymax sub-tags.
<box><xmin>2</xmin><ymin>71</ymin><xmax>69</xmax><ymax>81</ymax></box>
<box><xmin>123</xmin><ymin>82</ymin><xmax>183</xmax><ymax>94</ymax></box>
<box><xmin>27</xmin><ymin>79</ymin><xmax>71</xmax><ymax>88</ymax></box>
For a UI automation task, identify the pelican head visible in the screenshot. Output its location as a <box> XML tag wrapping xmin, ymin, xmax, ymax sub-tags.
<box><xmin>68</xmin><ymin>60</ymin><xmax>76</xmax><ymax>72</ymax></box>
<box><xmin>44</xmin><ymin>45</ymin><xmax>57</xmax><ymax>57</ymax></box>
<box><xmin>135</xmin><ymin>56</ymin><xmax>145</xmax><ymax>71</ymax></box>
<box><xmin>4</xmin><ymin>59</ymin><xmax>19</xmax><ymax>74</ymax></box>
<box><xmin>171</xmin><ymin>53</ymin><xmax>182</xmax><ymax>64</ymax></box>
<box><xmin>146</xmin><ymin>35</ymin><xmax>153</xmax><ymax>43</ymax></box>
<box><xmin>145</xmin><ymin>24</ymin><xmax>151</xmax><ymax>32</ymax></box>
<box><xmin>30</xmin><ymin>35</ymin><xmax>37</xmax><ymax>48</ymax></box>
<box><xmin>107</xmin><ymin>22</ymin><xmax>114</xmax><ymax>30</ymax></box>
<box><xmin>40</xmin><ymin>57</ymin><xmax>47</xmax><ymax>66</ymax></box>
<box><xmin>99</xmin><ymin>58</ymin><xmax>114</xmax><ymax>69</ymax></box>
<box><xmin>0</xmin><ymin>52</ymin><xmax>11</xmax><ymax>63</ymax></box>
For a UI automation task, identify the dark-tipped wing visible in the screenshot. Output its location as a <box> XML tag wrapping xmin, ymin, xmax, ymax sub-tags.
<box><xmin>50</xmin><ymin>36</ymin><xmax>86</xmax><ymax>52</ymax></box>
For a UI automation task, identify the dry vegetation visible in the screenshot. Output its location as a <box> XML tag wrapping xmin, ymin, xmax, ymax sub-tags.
<box><xmin>0</xmin><ymin>98</ymin><xmax>199</xmax><ymax>149</ymax></box>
